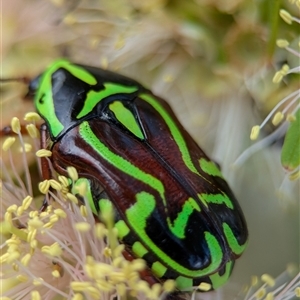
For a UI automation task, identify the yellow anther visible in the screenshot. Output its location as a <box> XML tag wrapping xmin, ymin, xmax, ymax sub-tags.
<box><xmin>52</xmin><ymin>270</ymin><xmax>61</xmax><ymax>278</ymax></box>
<box><xmin>63</xmin><ymin>14</ymin><xmax>77</xmax><ymax>25</ymax></box>
<box><xmin>289</xmin><ymin>170</ymin><xmax>300</xmax><ymax>181</ymax></box>
<box><xmin>276</xmin><ymin>39</ymin><xmax>290</xmax><ymax>48</ymax></box>
<box><xmin>94</xmin><ymin>223</ymin><xmax>107</xmax><ymax>239</ymax></box>
<box><xmin>27</xmin><ymin>229</ymin><xmax>37</xmax><ymax>243</ymax></box>
<box><xmin>24</xmin><ymin>112</ymin><xmax>41</xmax><ymax>122</ymax></box>
<box><xmin>39</xmin><ymin>211</ymin><xmax>48</xmax><ymax>218</ymax></box>
<box><xmin>28</xmin><ymin>217</ymin><xmax>44</xmax><ymax>229</ymax></box>
<box><xmin>251</xmin><ymin>275</ymin><xmax>258</xmax><ymax>286</ymax></box>
<box><xmin>272</xmin><ymin>111</ymin><xmax>284</xmax><ymax>126</ymax></box>
<box><xmin>36</xmin><ymin>149</ymin><xmax>52</xmax><ymax>157</ymax></box>
<box><xmin>54</xmin><ymin>209</ymin><xmax>67</xmax><ymax>218</ymax></box>
<box><xmin>30</xmin><ymin>239</ymin><xmax>38</xmax><ymax>249</ymax></box>
<box><xmin>112</xmin><ymin>256</ymin><xmax>123</xmax><ymax>267</ymax></box>
<box><xmin>198</xmin><ymin>282</ymin><xmax>212</xmax><ymax>291</ymax></box>
<box><xmin>131</xmin><ymin>258</ymin><xmax>145</xmax><ymax>271</ymax></box>
<box><xmin>7</xmin><ymin>204</ymin><xmax>18</xmax><ymax>213</ymax></box>
<box><xmin>11</xmin><ymin>117</ymin><xmax>21</xmax><ymax>134</ymax></box>
<box><xmin>16</xmin><ymin>206</ymin><xmax>24</xmax><ymax>217</ymax></box>
<box><xmin>49</xmin><ymin>179</ymin><xmax>62</xmax><ymax>191</ymax></box>
<box><xmin>287</xmin><ymin>113</ymin><xmax>296</xmax><ymax>122</ymax></box>
<box><xmin>295</xmin><ymin>287</ymin><xmax>300</xmax><ymax>297</ymax></box>
<box><xmin>4</xmin><ymin>211</ymin><xmax>12</xmax><ymax>224</ymax></box>
<box><xmin>0</xmin><ymin>253</ymin><xmax>9</xmax><ymax>263</ymax></box>
<box><xmin>20</xmin><ymin>143</ymin><xmax>32</xmax><ymax>153</ymax></box>
<box><xmin>80</xmin><ymin>205</ymin><xmax>88</xmax><ymax>217</ymax></box>
<box><xmin>39</xmin><ymin>180</ymin><xmax>50</xmax><ymax>194</ymax></box>
<box><xmin>112</xmin><ymin>244</ymin><xmax>125</xmax><ymax>258</ymax></box>
<box><xmin>2</xmin><ymin>137</ymin><xmax>16</xmax><ymax>151</ymax></box>
<box><xmin>6</xmin><ymin>238</ymin><xmax>21</xmax><ymax>247</ymax></box>
<box><xmin>29</xmin><ymin>210</ymin><xmax>39</xmax><ymax>218</ymax></box>
<box><xmin>58</xmin><ymin>175</ymin><xmax>70</xmax><ymax>187</ymax></box>
<box><xmin>86</xmin><ymin>286</ymin><xmax>101</xmax><ymax>298</ymax></box>
<box><xmin>67</xmin><ymin>193</ymin><xmax>78</xmax><ymax>204</ymax></box>
<box><xmin>74</xmin><ymin>222</ymin><xmax>91</xmax><ymax>232</ymax></box>
<box><xmin>31</xmin><ymin>290</ymin><xmax>41</xmax><ymax>300</ymax></box>
<box><xmin>250</xmin><ymin>125</ymin><xmax>260</xmax><ymax>140</ymax></box>
<box><xmin>17</xmin><ymin>274</ymin><xmax>28</xmax><ymax>282</ymax></box>
<box><xmin>72</xmin><ymin>293</ymin><xmax>84</xmax><ymax>300</ymax></box>
<box><xmin>41</xmin><ymin>242</ymin><xmax>63</xmax><ymax>257</ymax></box>
<box><xmin>256</xmin><ymin>288</ymin><xmax>266</xmax><ymax>299</ymax></box>
<box><xmin>71</xmin><ymin>281</ymin><xmax>93</xmax><ymax>291</ymax></box>
<box><xmin>26</xmin><ymin>124</ymin><xmax>40</xmax><ymax>138</ymax></box>
<box><xmin>261</xmin><ymin>274</ymin><xmax>275</xmax><ymax>287</ymax></box>
<box><xmin>163</xmin><ymin>280</ymin><xmax>176</xmax><ymax>292</ymax></box>
<box><xmin>43</xmin><ymin>222</ymin><xmax>54</xmax><ymax>229</ymax></box>
<box><xmin>49</xmin><ymin>214</ymin><xmax>59</xmax><ymax>223</ymax></box>
<box><xmin>163</xmin><ymin>74</ymin><xmax>174</xmax><ymax>83</ymax></box>
<box><xmin>95</xmin><ymin>279</ymin><xmax>114</xmax><ymax>291</ymax></box>
<box><xmin>22</xmin><ymin>196</ymin><xmax>33</xmax><ymax>210</ymax></box>
<box><xmin>265</xmin><ymin>292</ymin><xmax>274</xmax><ymax>300</ymax></box>
<box><xmin>273</xmin><ymin>71</ymin><xmax>283</xmax><ymax>83</ymax></box>
<box><xmin>116</xmin><ymin>283</ymin><xmax>127</xmax><ymax>296</ymax></box>
<box><xmin>33</xmin><ymin>277</ymin><xmax>44</xmax><ymax>286</ymax></box>
<box><xmin>279</xmin><ymin>9</ymin><xmax>293</xmax><ymax>24</ymax></box>
<box><xmin>67</xmin><ymin>166</ymin><xmax>78</xmax><ymax>181</ymax></box>
<box><xmin>21</xmin><ymin>253</ymin><xmax>32</xmax><ymax>266</ymax></box>
<box><xmin>6</xmin><ymin>250</ymin><xmax>21</xmax><ymax>263</ymax></box>
<box><xmin>101</xmin><ymin>57</ymin><xmax>108</xmax><ymax>69</ymax></box>
<box><xmin>103</xmin><ymin>247</ymin><xmax>112</xmax><ymax>258</ymax></box>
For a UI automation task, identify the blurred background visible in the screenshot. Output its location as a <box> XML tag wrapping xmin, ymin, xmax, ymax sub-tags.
<box><xmin>1</xmin><ymin>0</ymin><xmax>299</xmax><ymax>299</ymax></box>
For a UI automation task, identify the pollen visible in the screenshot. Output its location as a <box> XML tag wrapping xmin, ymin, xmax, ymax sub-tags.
<box><xmin>49</xmin><ymin>179</ymin><xmax>62</xmax><ymax>191</ymax></box>
<box><xmin>58</xmin><ymin>175</ymin><xmax>70</xmax><ymax>188</ymax></box>
<box><xmin>41</xmin><ymin>242</ymin><xmax>63</xmax><ymax>257</ymax></box>
<box><xmin>21</xmin><ymin>253</ymin><xmax>32</xmax><ymax>266</ymax></box>
<box><xmin>255</xmin><ymin>288</ymin><xmax>266</xmax><ymax>299</ymax></box>
<box><xmin>250</xmin><ymin>125</ymin><xmax>260</xmax><ymax>140</ymax></box>
<box><xmin>72</xmin><ymin>294</ymin><xmax>84</xmax><ymax>300</ymax></box>
<box><xmin>272</xmin><ymin>111</ymin><xmax>284</xmax><ymax>126</ymax></box>
<box><xmin>280</xmin><ymin>9</ymin><xmax>293</xmax><ymax>24</ymax></box>
<box><xmin>39</xmin><ymin>180</ymin><xmax>50</xmax><ymax>194</ymax></box>
<box><xmin>80</xmin><ymin>205</ymin><xmax>88</xmax><ymax>217</ymax></box>
<box><xmin>198</xmin><ymin>282</ymin><xmax>212</xmax><ymax>291</ymax></box>
<box><xmin>2</xmin><ymin>137</ymin><xmax>16</xmax><ymax>151</ymax></box>
<box><xmin>276</xmin><ymin>39</ymin><xmax>290</xmax><ymax>48</ymax></box>
<box><xmin>54</xmin><ymin>208</ymin><xmax>67</xmax><ymax>218</ymax></box>
<box><xmin>295</xmin><ymin>287</ymin><xmax>300</xmax><ymax>297</ymax></box>
<box><xmin>74</xmin><ymin>222</ymin><xmax>91</xmax><ymax>232</ymax></box>
<box><xmin>24</xmin><ymin>112</ymin><xmax>41</xmax><ymax>122</ymax></box>
<box><xmin>265</xmin><ymin>292</ymin><xmax>274</xmax><ymax>300</ymax></box>
<box><xmin>11</xmin><ymin>117</ymin><xmax>21</xmax><ymax>134</ymax></box>
<box><xmin>31</xmin><ymin>290</ymin><xmax>41</xmax><ymax>300</ymax></box>
<box><xmin>36</xmin><ymin>149</ymin><xmax>52</xmax><ymax>157</ymax></box>
<box><xmin>261</xmin><ymin>274</ymin><xmax>275</xmax><ymax>287</ymax></box>
<box><xmin>67</xmin><ymin>166</ymin><xmax>79</xmax><ymax>182</ymax></box>
<box><xmin>26</xmin><ymin>124</ymin><xmax>40</xmax><ymax>138</ymax></box>
<box><xmin>67</xmin><ymin>192</ymin><xmax>79</xmax><ymax>204</ymax></box>
<box><xmin>19</xmin><ymin>143</ymin><xmax>32</xmax><ymax>153</ymax></box>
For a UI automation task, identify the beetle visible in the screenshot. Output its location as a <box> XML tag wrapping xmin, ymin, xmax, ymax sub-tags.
<box><xmin>20</xmin><ymin>59</ymin><xmax>249</xmax><ymax>294</ymax></box>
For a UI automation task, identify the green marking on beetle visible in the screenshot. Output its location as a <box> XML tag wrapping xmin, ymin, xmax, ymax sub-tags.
<box><xmin>79</xmin><ymin>122</ymin><xmax>167</xmax><ymax>205</ymax></box>
<box><xmin>167</xmin><ymin>197</ymin><xmax>201</xmax><ymax>239</ymax></box>
<box><xmin>109</xmin><ymin>101</ymin><xmax>144</xmax><ymax>139</ymax></box>
<box><xmin>175</xmin><ymin>276</ymin><xmax>193</xmax><ymax>290</ymax></box>
<box><xmin>199</xmin><ymin>193</ymin><xmax>233</xmax><ymax>209</ymax></box>
<box><xmin>152</xmin><ymin>261</ymin><xmax>167</xmax><ymax>278</ymax></box>
<box><xmin>115</xmin><ymin>220</ymin><xmax>130</xmax><ymax>239</ymax></box>
<box><xmin>132</xmin><ymin>241</ymin><xmax>148</xmax><ymax>258</ymax></box>
<box><xmin>126</xmin><ymin>191</ymin><xmax>224</xmax><ymax>278</ymax></box>
<box><xmin>209</xmin><ymin>261</ymin><xmax>233</xmax><ymax>289</ymax></box>
<box><xmin>199</xmin><ymin>158</ymin><xmax>223</xmax><ymax>178</ymax></box>
<box><xmin>72</xmin><ymin>178</ymin><xmax>98</xmax><ymax>215</ymax></box>
<box><xmin>77</xmin><ymin>84</ymin><xmax>138</xmax><ymax>119</ymax></box>
<box><xmin>140</xmin><ymin>93</ymin><xmax>203</xmax><ymax>178</ymax></box>
<box><xmin>223</xmin><ymin>223</ymin><xmax>247</xmax><ymax>255</ymax></box>
<box><xmin>35</xmin><ymin>59</ymin><xmax>99</xmax><ymax>138</ymax></box>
